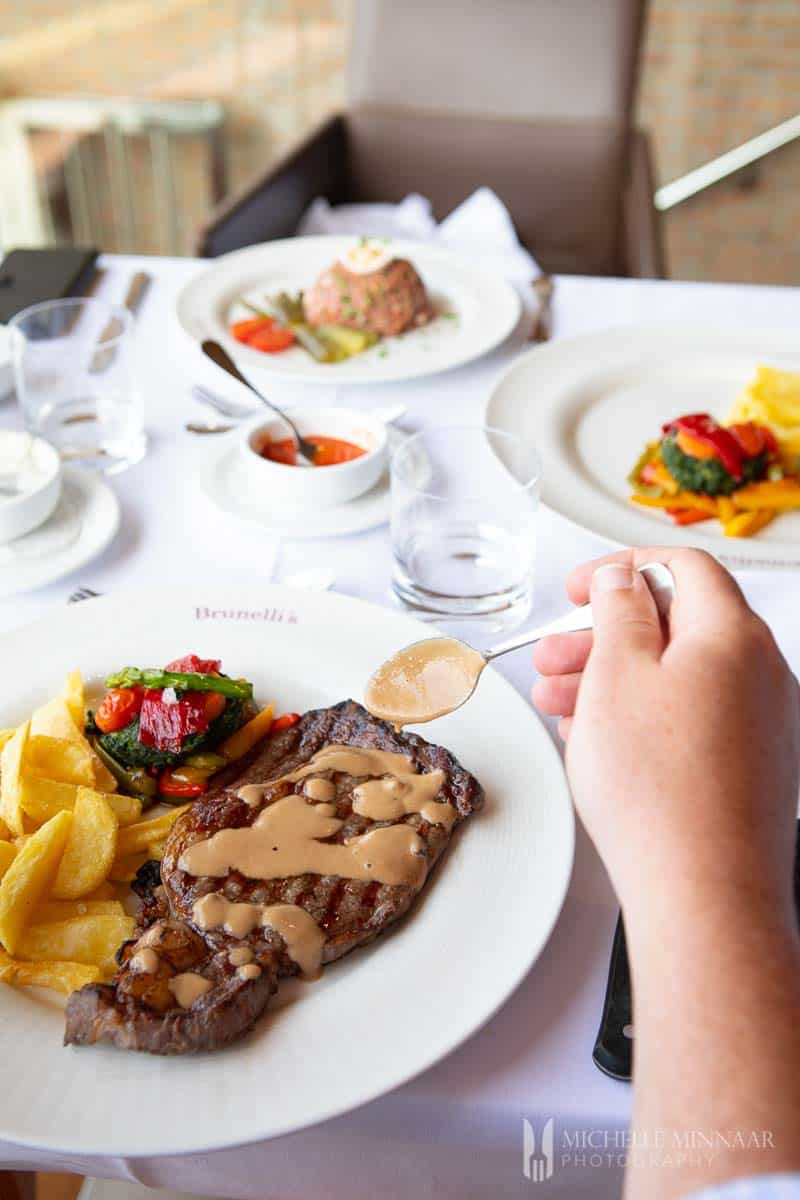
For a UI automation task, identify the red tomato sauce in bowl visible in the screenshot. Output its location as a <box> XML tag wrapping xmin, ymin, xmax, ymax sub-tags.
<box><xmin>259</xmin><ymin>435</ymin><xmax>366</xmax><ymax>467</ymax></box>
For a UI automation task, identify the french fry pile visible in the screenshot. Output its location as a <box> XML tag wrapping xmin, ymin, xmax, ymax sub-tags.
<box><xmin>631</xmin><ymin>478</ymin><xmax>800</xmax><ymax>538</ymax></box>
<box><xmin>0</xmin><ymin>671</ymin><xmax>188</xmax><ymax>995</ymax></box>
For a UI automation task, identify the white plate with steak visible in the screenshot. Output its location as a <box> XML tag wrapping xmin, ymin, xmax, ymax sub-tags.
<box><xmin>0</xmin><ymin>586</ymin><xmax>573</xmax><ymax>1156</ymax></box>
<box><xmin>176</xmin><ymin>236</ymin><xmax>522</xmax><ymax>385</ymax></box>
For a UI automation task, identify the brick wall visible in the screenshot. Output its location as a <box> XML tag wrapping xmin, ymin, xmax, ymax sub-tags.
<box><xmin>639</xmin><ymin>0</ymin><xmax>800</xmax><ymax>284</ymax></box>
<box><xmin>0</xmin><ymin>0</ymin><xmax>797</xmax><ymax>281</ymax></box>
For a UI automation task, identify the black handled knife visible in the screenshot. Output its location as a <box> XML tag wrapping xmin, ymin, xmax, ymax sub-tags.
<box><xmin>593</xmin><ymin>820</ymin><xmax>800</xmax><ymax>1082</ymax></box>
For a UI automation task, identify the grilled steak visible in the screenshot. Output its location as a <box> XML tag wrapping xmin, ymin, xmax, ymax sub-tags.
<box><xmin>303</xmin><ymin>259</ymin><xmax>434</xmax><ymax>337</ymax></box>
<box><xmin>65</xmin><ymin>700</ymin><xmax>483</xmax><ymax>1055</ymax></box>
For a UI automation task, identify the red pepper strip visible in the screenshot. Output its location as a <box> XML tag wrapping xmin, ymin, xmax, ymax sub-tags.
<box><xmin>667</xmin><ymin>509</ymin><xmax>714</xmax><ymax>526</ymax></box>
<box><xmin>158</xmin><ymin>769</ymin><xmax>207</xmax><ymax>798</ymax></box>
<box><xmin>729</xmin><ymin>421</ymin><xmax>779</xmax><ymax>460</ymax></box>
<box><xmin>271</xmin><ymin>713</ymin><xmax>301</xmax><ymax>733</ymax></box>
<box><xmin>164</xmin><ymin>655</ymin><xmax>221</xmax><ymax>674</ymax></box>
<box><xmin>662</xmin><ymin>414</ymin><xmax>744</xmax><ymax>480</ymax></box>
<box><xmin>139</xmin><ymin>689</ymin><xmax>211</xmax><ymax>753</ymax></box>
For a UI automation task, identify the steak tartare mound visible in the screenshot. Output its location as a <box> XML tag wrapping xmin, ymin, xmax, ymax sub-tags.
<box><xmin>304</xmin><ymin>244</ymin><xmax>434</xmax><ymax>337</ymax></box>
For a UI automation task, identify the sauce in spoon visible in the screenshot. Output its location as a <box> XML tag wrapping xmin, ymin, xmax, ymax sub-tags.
<box><xmin>364</xmin><ymin>637</ymin><xmax>487</xmax><ymax>730</ymax></box>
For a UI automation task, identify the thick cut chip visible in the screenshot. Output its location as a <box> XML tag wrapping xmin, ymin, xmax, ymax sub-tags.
<box><xmin>34</xmin><ymin>898</ymin><xmax>124</xmax><ymax>924</ymax></box>
<box><xmin>0</xmin><ymin>810</ymin><xmax>72</xmax><ymax>954</ymax></box>
<box><xmin>108</xmin><ymin>851</ymin><xmax>151</xmax><ymax>882</ymax></box>
<box><xmin>0</xmin><ymin>722</ymin><xmax>30</xmax><ymax>837</ymax></box>
<box><xmin>0</xmin><ymin>731</ymin><xmax>14</xmax><ymax>754</ymax></box>
<box><xmin>115</xmin><ymin>804</ymin><xmax>189</xmax><ymax>858</ymax></box>
<box><xmin>26</xmin><ymin>735</ymin><xmax>95</xmax><ymax>787</ymax></box>
<box><xmin>17</xmin><ymin>913</ymin><xmax>135</xmax><ymax>973</ymax></box>
<box><xmin>62</xmin><ymin>671</ymin><xmax>85</xmax><ymax>729</ymax></box>
<box><xmin>0</xmin><ymin>944</ymin><xmax>102</xmax><ymax>994</ymax></box>
<box><xmin>0</xmin><ymin>842</ymin><xmax>17</xmax><ymax>881</ymax></box>
<box><xmin>0</xmin><ymin>818</ymin><xmax>11</xmax><ymax>842</ymax></box>
<box><xmin>19</xmin><ymin>777</ymin><xmax>142</xmax><ymax>827</ymax></box>
<box><xmin>30</xmin><ymin>697</ymin><xmax>116</xmax><ymax>793</ymax></box>
<box><xmin>52</xmin><ymin>789</ymin><xmax>118</xmax><ymax>900</ymax></box>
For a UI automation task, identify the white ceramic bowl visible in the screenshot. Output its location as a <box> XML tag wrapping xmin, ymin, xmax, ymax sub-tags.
<box><xmin>237</xmin><ymin>407</ymin><xmax>388</xmax><ymax>511</ymax></box>
<box><xmin>0</xmin><ymin>433</ymin><xmax>62</xmax><ymax>545</ymax></box>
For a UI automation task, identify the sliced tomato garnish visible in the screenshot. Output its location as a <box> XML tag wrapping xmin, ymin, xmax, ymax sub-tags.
<box><xmin>248</xmin><ymin>325</ymin><xmax>296</xmax><ymax>353</ymax></box>
<box><xmin>271</xmin><ymin>713</ymin><xmax>301</xmax><ymax>733</ymax></box>
<box><xmin>94</xmin><ymin>687</ymin><xmax>144</xmax><ymax>733</ymax></box>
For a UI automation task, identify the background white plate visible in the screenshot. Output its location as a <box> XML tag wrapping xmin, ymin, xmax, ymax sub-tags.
<box><xmin>0</xmin><ymin>468</ymin><xmax>120</xmax><ymax>597</ymax></box>
<box><xmin>486</xmin><ymin>326</ymin><xmax>800</xmax><ymax>568</ymax></box>
<box><xmin>0</xmin><ymin>586</ymin><xmax>573</xmax><ymax>1156</ymax></box>
<box><xmin>176</xmin><ymin>237</ymin><xmax>521</xmax><ymax>385</ymax></box>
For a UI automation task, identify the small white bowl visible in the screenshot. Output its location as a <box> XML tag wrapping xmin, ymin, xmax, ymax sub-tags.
<box><xmin>237</xmin><ymin>407</ymin><xmax>388</xmax><ymax>511</ymax></box>
<box><xmin>0</xmin><ymin>433</ymin><xmax>62</xmax><ymax>545</ymax></box>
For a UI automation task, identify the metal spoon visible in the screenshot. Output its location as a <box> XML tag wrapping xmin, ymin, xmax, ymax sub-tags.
<box><xmin>201</xmin><ymin>339</ymin><xmax>316</xmax><ymax>467</ymax></box>
<box><xmin>529</xmin><ymin>274</ymin><xmax>555</xmax><ymax>343</ymax></box>
<box><xmin>366</xmin><ymin>563</ymin><xmax>675</xmax><ymax>726</ymax></box>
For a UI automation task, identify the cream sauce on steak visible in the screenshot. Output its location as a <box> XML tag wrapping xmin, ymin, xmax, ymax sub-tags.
<box><xmin>193</xmin><ymin>894</ymin><xmax>326</xmax><ymax>979</ymax></box>
<box><xmin>180</xmin><ymin>745</ymin><xmax>455</xmax><ymax>890</ymax></box>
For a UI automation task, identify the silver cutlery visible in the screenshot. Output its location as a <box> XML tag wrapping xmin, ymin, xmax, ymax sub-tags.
<box><xmin>192</xmin><ymin>384</ymin><xmax>255</xmax><ymax>421</ymax></box>
<box><xmin>91</xmin><ymin>270</ymin><xmax>152</xmax><ymax>373</ymax></box>
<box><xmin>68</xmin><ymin>586</ymin><xmax>101</xmax><ymax>604</ymax></box>
<box><xmin>185</xmin><ymin>421</ymin><xmax>235</xmax><ymax>435</ymax></box>
<box><xmin>201</xmin><ymin>339</ymin><xmax>316</xmax><ymax>467</ymax></box>
<box><xmin>529</xmin><ymin>274</ymin><xmax>554</xmax><ymax>344</ymax></box>
<box><xmin>367</xmin><ymin>564</ymin><xmax>675</xmax><ymax>725</ymax></box>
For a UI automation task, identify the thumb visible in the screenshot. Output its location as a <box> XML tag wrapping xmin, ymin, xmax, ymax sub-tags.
<box><xmin>590</xmin><ymin>562</ymin><xmax>663</xmax><ymax>661</ymax></box>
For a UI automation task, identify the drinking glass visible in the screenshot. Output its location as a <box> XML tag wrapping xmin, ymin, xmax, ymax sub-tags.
<box><xmin>10</xmin><ymin>298</ymin><xmax>146</xmax><ymax>474</ymax></box>
<box><xmin>391</xmin><ymin>425</ymin><xmax>541</xmax><ymax>632</ymax></box>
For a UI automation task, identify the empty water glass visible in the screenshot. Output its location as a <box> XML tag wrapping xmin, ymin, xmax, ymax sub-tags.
<box><xmin>391</xmin><ymin>425</ymin><xmax>541</xmax><ymax>631</ymax></box>
<box><xmin>10</xmin><ymin>298</ymin><xmax>146</xmax><ymax>474</ymax></box>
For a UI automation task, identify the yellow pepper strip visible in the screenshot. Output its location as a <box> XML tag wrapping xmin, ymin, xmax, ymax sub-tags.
<box><xmin>732</xmin><ymin>479</ymin><xmax>800</xmax><ymax>511</ymax></box>
<box><xmin>220</xmin><ymin>704</ymin><xmax>274</xmax><ymax>764</ymax></box>
<box><xmin>723</xmin><ymin>509</ymin><xmax>776</xmax><ymax>538</ymax></box>
<box><xmin>630</xmin><ymin>491</ymin><xmax>718</xmax><ymax>515</ymax></box>
<box><xmin>717</xmin><ymin>496</ymin><xmax>737</xmax><ymax>523</ymax></box>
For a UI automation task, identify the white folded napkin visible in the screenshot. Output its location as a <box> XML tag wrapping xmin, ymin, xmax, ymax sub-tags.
<box><xmin>297</xmin><ymin>187</ymin><xmax>540</xmax><ymax>284</ymax></box>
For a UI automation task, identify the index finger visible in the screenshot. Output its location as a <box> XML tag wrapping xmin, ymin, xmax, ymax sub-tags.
<box><xmin>565</xmin><ymin>547</ymin><xmax>749</xmax><ymax>629</ymax></box>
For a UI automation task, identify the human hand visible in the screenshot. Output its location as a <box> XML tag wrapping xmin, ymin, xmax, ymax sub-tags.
<box><xmin>531</xmin><ymin>548</ymin><xmax>800</xmax><ymax>922</ymax></box>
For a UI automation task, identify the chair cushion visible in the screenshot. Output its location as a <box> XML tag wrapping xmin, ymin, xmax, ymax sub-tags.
<box><xmin>343</xmin><ymin>107</ymin><xmax>630</xmax><ymax>276</ymax></box>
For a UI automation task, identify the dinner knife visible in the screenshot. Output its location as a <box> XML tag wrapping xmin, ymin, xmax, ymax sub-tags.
<box><xmin>593</xmin><ymin>820</ymin><xmax>800</xmax><ymax>1082</ymax></box>
<box><xmin>91</xmin><ymin>271</ymin><xmax>151</xmax><ymax>374</ymax></box>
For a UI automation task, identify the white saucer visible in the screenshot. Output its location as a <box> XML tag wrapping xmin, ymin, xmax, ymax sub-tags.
<box><xmin>202</xmin><ymin>434</ymin><xmax>396</xmax><ymax>539</ymax></box>
<box><xmin>0</xmin><ymin>326</ymin><xmax>13</xmax><ymax>404</ymax></box>
<box><xmin>0</xmin><ymin>467</ymin><xmax>120</xmax><ymax>597</ymax></box>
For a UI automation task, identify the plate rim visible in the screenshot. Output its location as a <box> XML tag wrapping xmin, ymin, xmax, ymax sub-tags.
<box><xmin>176</xmin><ymin>235</ymin><xmax>522</xmax><ymax>385</ymax></box>
<box><xmin>0</xmin><ymin>584</ymin><xmax>574</xmax><ymax>1156</ymax></box>
<box><xmin>485</xmin><ymin>323</ymin><xmax>800</xmax><ymax>568</ymax></box>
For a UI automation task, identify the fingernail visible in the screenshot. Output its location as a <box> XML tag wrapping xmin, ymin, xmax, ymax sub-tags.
<box><xmin>593</xmin><ymin>563</ymin><xmax>634</xmax><ymax>592</ymax></box>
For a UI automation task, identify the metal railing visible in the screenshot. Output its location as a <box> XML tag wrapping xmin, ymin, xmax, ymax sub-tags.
<box><xmin>0</xmin><ymin>96</ymin><xmax>227</xmax><ymax>254</ymax></box>
<box><xmin>655</xmin><ymin>111</ymin><xmax>800</xmax><ymax>212</ymax></box>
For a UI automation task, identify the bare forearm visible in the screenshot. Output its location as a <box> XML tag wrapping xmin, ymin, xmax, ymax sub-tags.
<box><xmin>624</xmin><ymin>882</ymin><xmax>800</xmax><ymax>1200</ymax></box>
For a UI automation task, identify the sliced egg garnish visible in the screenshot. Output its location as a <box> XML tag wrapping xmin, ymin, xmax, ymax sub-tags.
<box><xmin>339</xmin><ymin>239</ymin><xmax>393</xmax><ymax>276</ymax></box>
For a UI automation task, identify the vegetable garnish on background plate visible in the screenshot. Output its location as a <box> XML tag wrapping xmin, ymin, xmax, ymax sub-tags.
<box><xmin>628</xmin><ymin>365</ymin><xmax>800</xmax><ymax>538</ymax></box>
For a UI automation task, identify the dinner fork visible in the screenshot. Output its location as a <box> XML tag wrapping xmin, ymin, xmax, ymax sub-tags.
<box><xmin>68</xmin><ymin>586</ymin><xmax>101</xmax><ymax>604</ymax></box>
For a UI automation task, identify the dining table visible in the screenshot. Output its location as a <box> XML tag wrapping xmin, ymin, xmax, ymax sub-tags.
<box><xmin>0</xmin><ymin>254</ymin><xmax>799</xmax><ymax>1200</ymax></box>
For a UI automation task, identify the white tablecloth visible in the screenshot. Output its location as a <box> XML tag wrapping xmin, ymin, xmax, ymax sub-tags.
<box><xmin>1</xmin><ymin>257</ymin><xmax>799</xmax><ymax>1200</ymax></box>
